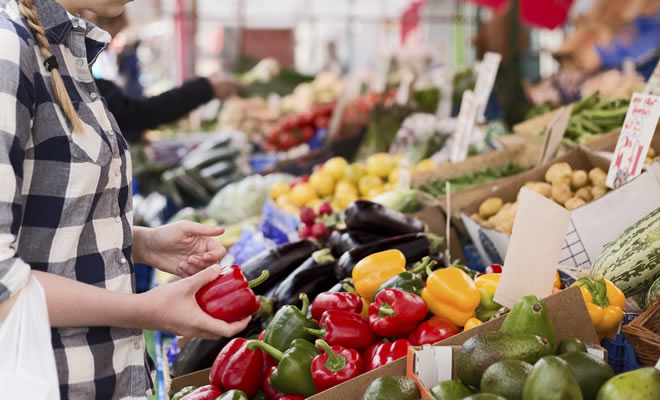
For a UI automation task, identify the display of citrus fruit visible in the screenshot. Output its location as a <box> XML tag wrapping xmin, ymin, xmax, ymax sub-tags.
<box><xmin>269</xmin><ymin>182</ymin><xmax>290</xmax><ymax>199</ymax></box>
<box><xmin>366</xmin><ymin>153</ymin><xmax>394</xmax><ymax>177</ymax></box>
<box><xmin>358</xmin><ymin>175</ymin><xmax>383</xmax><ymax>196</ymax></box>
<box><xmin>309</xmin><ymin>171</ymin><xmax>335</xmax><ymax>196</ymax></box>
<box><xmin>289</xmin><ymin>183</ymin><xmax>317</xmax><ymax>206</ymax></box>
<box><xmin>344</xmin><ymin>164</ymin><xmax>365</xmax><ymax>184</ymax></box>
<box><xmin>323</xmin><ymin>157</ymin><xmax>348</xmax><ymax>181</ymax></box>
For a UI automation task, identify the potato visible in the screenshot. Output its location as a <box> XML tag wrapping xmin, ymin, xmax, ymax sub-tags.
<box><xmin>571</xmin><ymin>170</ymin><xmax>588</xmax><ymax>190</ymax></box>
<box><xmin>545</xmin><ymin>162</ymin><xmax>573</xmax><ymax>184</ymax></box>
<box><xmin>471</xmin><ymin>213</ymin><xmax>486</xmax><ymax>225</ymax></box>
<box><xmin>647</xmin><ymin>157</ymin><xmax>653</xmax><ymax>164</ymax></box>
<box><xmin>588</xmin><ymin>167</ymin><xmax>607</xmax><ymax>187</ymax></box>
<box><xmin>575</xmin><ymin>187</ymin><xmax>593</xmax><ymax>202</ymax></box>
<box><xmin>591</xmin><ymin>185</ymin><xmax>607</xmax><ymax>200</ymax></box>
<box><xmin>565</xmin><ymin>197</ymin><xmax>586</xmax><ymax>211</ymax></box>
<box><xmin>520</xmin><ymin>182</ymin><xmax>552</xmax><ymax>199</ymax></box>
<box><xmin>551</xmin><ymin>183</ymin><xmax>573</xmax><ymax>205</ymax></box>
<box><xmin>648</xmin><ymin>147</ymin><xmax>657</xmax><ymax>158</ymax></box>
<box><xmin>495</xmin><ymin>219</ymin><xmax>514</xmax><ymax>235</ymax></box>
<box><xmin>479</xmin><ymin>197</ymin><xmax>503</xmax><ymax>219</ymax></box>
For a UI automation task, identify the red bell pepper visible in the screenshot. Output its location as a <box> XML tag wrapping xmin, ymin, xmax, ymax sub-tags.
<box><xmin>196</xmin><ymin>266</ymin><xmax>269</xmax><ymax>322</ymax></box>
<box><xmin>311</xmin><ymin>339</ymin><xmax>364</xmax><ymax>392</ymax></box>
<box><xmin>305</xmin><ymin>310</ymin><xmax>376</xmax><ymax>350</ymax></box>
<box><xmin>264</xmin><ymin>367</ymin><xmax>285</xmax><ymax>400</ymax></box>
<box><xmin>180</xmin><ymin>385</ymin><xmax>223</xmax><ymax>400</ymax></box>
<box><xmin>209</xmin><ymin>338</ymin><xmax>264</xmax><ymax>398</ymax></box>
<box><xmin>407</xmin><ymin>316</ymin><xmax>460</xmax><ymax>346</ymax></box>
<box><xmin>362</xmin><ymin>339</ymin><xmax>410</xmax><ymax>371</ymax></box>
<box><xmin>258</xmin><ymin>330</ymin><xmax>266</xmax><ymax>341</ymax></box>
<box><xmin>310</xmin><ymin>292</ymin><xmax>363</xmax><ymax>320</ymax></box>
<box><xmin>369</xmin><ymin>289</ymin><xmax>428</xmax><ymax>338</ymax></box>
<box><xmin>485</xmin><ymin>264</ymin><xmax>503</xmax><ymax>274</ymax></box>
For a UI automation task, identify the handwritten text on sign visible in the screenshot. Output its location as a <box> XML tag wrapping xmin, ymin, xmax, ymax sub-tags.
<box><xmin>606</xmin><ymin>93</ymin><xmax>660</xmax><ymax>188</ymax></box>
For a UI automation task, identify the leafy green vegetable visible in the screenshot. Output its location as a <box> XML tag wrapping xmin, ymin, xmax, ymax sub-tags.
<box><xmin>417</xmin><ymin>163</ymin><xmax>529</xmax><ymax>197</ymax></box>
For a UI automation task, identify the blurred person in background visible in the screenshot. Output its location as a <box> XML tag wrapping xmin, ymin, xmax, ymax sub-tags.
<box><xmin>82</xmin><ymin>11</ymin><xmax>243</xmax><ymax>142</ymax></box>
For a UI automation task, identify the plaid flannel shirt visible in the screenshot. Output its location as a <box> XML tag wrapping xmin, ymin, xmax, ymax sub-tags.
<box><xmin>0</xmin><ymin>0</ymin><xmax>153</xmax><ymax>398</ymax></box>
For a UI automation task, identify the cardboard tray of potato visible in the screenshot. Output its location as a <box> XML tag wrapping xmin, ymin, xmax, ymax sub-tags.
<box><xmin>458</xmin><ymin>147</ymin><xmax>660</xmax><ymax>268</ymax></box>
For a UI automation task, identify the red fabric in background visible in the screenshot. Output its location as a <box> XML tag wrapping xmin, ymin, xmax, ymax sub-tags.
<box><xmin>519</xmin><ymin>0</ymin><xmax>575</xmax><ymax>29</ymax></box>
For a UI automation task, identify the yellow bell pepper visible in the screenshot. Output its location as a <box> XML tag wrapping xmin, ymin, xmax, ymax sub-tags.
<box><xmin>352</xmin><ymin>249</ymin><xmax>406</xmax><ymax>301</ymax></box>
<box><xmin>422</xmin><ymin>267</ymin><xmax>481</xmax><ymax>327</ymax></box>
<box><xmin>571</xmin><ymin>278</ymin><xmax>625</xmax><ymax>339</ymax></box>
<box><xmin>464</xmin><ymin>317</ymin><xmax>483</xmax><ymax>331</ymax></box>
<box><xmin>474</xmin><ymin>274</ymin><xmax>501</xmax><ymax>322</ymax></box>
<box><xmin>554</xmin><ymin>271</ymin><xmax>561</xmax><ymax>289</ymax></box>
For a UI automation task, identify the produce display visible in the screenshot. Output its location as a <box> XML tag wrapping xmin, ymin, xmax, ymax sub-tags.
<box><xmin>471</xmin><ymin>163</ymin><xmax>611</xmax><ymax>234</ymax></box>
<box><xmin>418</xmin><ymin>163</ymin><xmax>530</xmax><ymax>197</ymax></box>
<box><xmin>263</xmin><ymin>104</ymin><xmax>334</xmax><ymax>152</ymax></box>
<box><xmin>218</xmin><ymin>97</ymin><xmax>279</xmax><ymax>138</ymax></box>
<box><xmin>562</xmin><ymin>93</ymin><xmax>629</xmax><ymax>144</ymax></box>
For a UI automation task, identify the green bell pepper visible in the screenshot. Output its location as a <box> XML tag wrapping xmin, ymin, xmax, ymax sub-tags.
<box><xmin>218</xmin><ymin>390</ymin><xmax>249</xmax><ymax>400</ymax></box>
<box><xmin>251</xmin><ymin>391</ymin><xmax>268</xmax><ymax>400</ymax></box>
<box><xmin>263</xmin><ymin>293</ymin><xmax>317</xmax><ymax>352</ymax></box>
<box><xmin>372</xmin><ymin>257</ymin><xmax>436</xmax><ymax>300</ymax></box>
<box><xmin>247</xmin><ymin>339</ymin><xmax>319</xmax><ymax>398</ymax></box>
<box><xmin>474</xmin><ymin>274</ymin><xmax>502</xmax><ymax>322</ymax></box>
<box><xmin>362</xmin><ymin>376</ymin><xmax>420</xmax><ymax>400</ymax></box>
<box><xmin>171</xmin><ymin>386</ymin><xmax>196</xmax><ymax>400</ymax></box>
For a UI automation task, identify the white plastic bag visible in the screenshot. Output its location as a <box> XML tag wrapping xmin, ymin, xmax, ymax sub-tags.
<box><xmin>0</xmin><ymin>275</ymin><xmax>59</xmax><ymax>399</ymax></box>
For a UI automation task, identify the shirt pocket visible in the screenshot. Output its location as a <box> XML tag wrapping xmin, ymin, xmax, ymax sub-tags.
<box><xmin>68</xmin><ymin>100</ymin><xmax>113</xmax><ymax>166</ymax></box>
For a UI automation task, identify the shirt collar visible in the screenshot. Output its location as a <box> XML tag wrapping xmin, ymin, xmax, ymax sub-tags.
<box><xmin>34</xmin><ymin>0</ymin><xmax>110</xmax><ymax>62</ymax></box>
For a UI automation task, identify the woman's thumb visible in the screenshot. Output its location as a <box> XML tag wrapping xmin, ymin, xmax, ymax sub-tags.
<box><xmin>189</xmin><ymin>264</ymin><xmax>223</xmax><ymax>289</ymax></box>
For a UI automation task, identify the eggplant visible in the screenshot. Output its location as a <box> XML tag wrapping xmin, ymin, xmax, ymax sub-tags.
<box><xmin>334</xmin><ymin>232</ymin><xmax>445</xmax><ymax>280</ymax></box>
<box><xmin>270</xmin><ymin>249</ymin><xmax>338</xmax><ymax>308</ymax></box>
<box><xmin>344</xmin><ymin>200</ymin><xmax>425</xmax><ymax>237</ymax></box>
<box><xmin>241</xmin><ymin>239</ymin><xmax>319</xmax><ymax>295</ymax></box>
<box><xmin>329</xmin><ymin>229</ymin><xmax>386</xmax><ymax>258</ymax></box>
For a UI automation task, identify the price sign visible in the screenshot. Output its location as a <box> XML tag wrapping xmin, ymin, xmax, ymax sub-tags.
<box><xmin>606</xmin><ymin>93</ymin><xmax>660</xmax><ymax>188</ymax></box>
<box><xmin>473</xmin><ymin>52</ymin><xmax>501</xmax><ymax>123</ymax></box>
<box><xmin>644</xmin><ymin>59</ymin><xmax>660</xmax><ymax>96</ymax></box>
<box><xmin>449</xmin><ymin>90</ymin><xmax>477</xmax><ymax>163</ymax></box>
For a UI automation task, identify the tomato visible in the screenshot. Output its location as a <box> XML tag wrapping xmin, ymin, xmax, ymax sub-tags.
<box><xmin>279</xmin><ymin>131</ymin><xmax>295</xmax><ymax>150</ymax></box>
<box><xmin>314</xmin><ymin>115</ymin><xmax>329</xmax><ymax>129</ymax></box>
<box><xmin>299</xmin><ymin>111</ymin><xmax>314</xmax><ymax>126</ymax></box>
<box><xmin>302</xmin><ymin>126</ymin><xmax>315</xmax><ymax>141</ymax></box>
<box><xmin>266</xmin><ymin>128</ymin><xmax>280</xmax><ymax>144</ymax></box>
<box><xmin>281</xmin><ymin>117</ymin><xmax>297</xmax><ymax>131</ymax></box>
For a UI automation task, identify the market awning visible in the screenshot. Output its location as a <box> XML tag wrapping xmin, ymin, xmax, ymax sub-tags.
<box><xmin>465</xmin><ymin>0</ymin><xmax>576</xmax><ymax>30</ymax></box>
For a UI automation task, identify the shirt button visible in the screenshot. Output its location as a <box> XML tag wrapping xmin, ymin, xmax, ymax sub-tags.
<box><xmin>120</xmin><ymin>257</ymin><xmax>127</xmax><ymax>265</ymax></box>
<box><xmin>90</xmin><ymin>92</ymin><xmax>98</xmax><ymax>99</ymax></box>
<box><xmin>76</xmin><ymin>59</ymin><xmax>84</xmax><ymax>67</ymax></box>
<box><xmin>134</xmin><ymin>341</ymin><xmax>140</xmax><ymax>350</ymax></box>
<box><xmin>114</xmin><ymin>168</ymin><xmax>121</xmax><ymax>177</ymax></box>
<box><xmin>115</xmin><ymin>215</ymin><xmax>121</xmax><ymax>223</ymax></box>
<box><xmin>72</xmin><ymin>19</ymin><xmax>79</xmax><ymax>28</ymax></box>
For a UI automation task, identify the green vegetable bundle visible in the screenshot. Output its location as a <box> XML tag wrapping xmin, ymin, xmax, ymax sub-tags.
<box><xmin>563</xmin><ymin>92</ymin><xmax>629</xmax><ymax>144</ymax></box>
<box><xmin>418</xmin><ymin>163</ymin><xmax>529</xmax><ymax>197</ymax></box>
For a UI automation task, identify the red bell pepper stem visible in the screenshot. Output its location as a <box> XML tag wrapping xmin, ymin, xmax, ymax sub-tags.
<box><xmin>378</xmin><ymin>304</ymin><xmax>396</xmax><ymax>318</ymax></box>
<box><xmin>246</xmin><ymin>340</ymin><xmax>284</xmax><ymax>362</ymax></box>
<box><xmin>304</xmin><ymin>328</ymin><xmax>326</xmax><ymax>337</ymax></box>
<box><xmin>315</xmin><ymin>340</ymin><xmax>346</xmax><ymax>372</ymax></box>
<box><xmin>248</xmin><ymin>270</ymin><xmax>269</xmax><ymax>289</ymax></box>
<box><xmin>299</xmin><ymin>293</ymin><xmax>310</xmax><ymax>316</ymax></box>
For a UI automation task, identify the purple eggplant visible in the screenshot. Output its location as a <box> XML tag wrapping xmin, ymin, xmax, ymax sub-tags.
<box><xmin>344</xmin><ymin>200</ymin><xmax>425</xmax><ymax>237</ymax></box>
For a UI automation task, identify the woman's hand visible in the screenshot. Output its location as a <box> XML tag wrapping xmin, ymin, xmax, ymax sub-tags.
<box><xmin>135</xmin><ymin>221</ymin><xmax>227</xmax><ymax>277</ymax></box>
<box><xmin>140</xmin><ymin>265</ymin><xmax>250</xmax><ymax>339</ymax></box>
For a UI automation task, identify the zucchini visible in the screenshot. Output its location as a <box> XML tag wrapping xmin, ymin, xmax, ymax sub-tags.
<box><xmin>591</xmin><ymin>207</ymin><xmax>660</xmax><ymax>296</ymax></box>
<box><xmin>188</xmin><ymin>134</ymin><xmax>231</xmax><ymax>155</ymax></box>
<box><xmin>200</xmin><ymin>161</ymin><xmax>236</xmax><ymax>179</ymax></box>
<box><xmin>182</xmin><ymin>146</ymin><xmax>239</xmax><ymax>170</ymax></box>
<box><xmin>173</xmin><ymin>168</ymin><xmax>212</xmax><ymax>204</ymax></box>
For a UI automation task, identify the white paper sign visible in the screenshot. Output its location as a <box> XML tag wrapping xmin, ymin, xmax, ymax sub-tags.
<box><xmin>450</xmin><ymin>90</ymin><xmax>477</xmax><ymax>163</ymax></box>
<box><xmin>413</xmin><ymin>345</ymin><xmax>453</xmax><ymax>389</ymax></box>
<box><xmin>644</xmin><ymin>60</ymin><xmax>660</xmax><ymax>96</ymax></box>
<box><xmin>606</xmin><ymin>93</ymin><xmax>660</xmax><ymax>188</ymax></box>
<box><xmin>655</xmin><ymin>356</ymin><xmax>660</xmax><ymax>371</ymax></box>
<box><xmin>436</xmin><ymin>67</ymin><xmax>454</xmax><ymax>120</ymax></box>
<box><xmin>539</xmin><ymin>105</ymin><xmax>574</xmax><ymax>167</ymax></box>
<box><xmin>473</xmin><ymin>52</ymin><xmax>501</xmax><ymax>123</ymax></box>
<box><xmin>494</xmin><ymin>189</ymin><xmax>570</xmax><ymax>308</ymax></box>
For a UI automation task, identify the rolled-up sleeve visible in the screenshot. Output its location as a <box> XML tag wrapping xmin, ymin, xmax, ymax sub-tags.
<box><xmin>0</xmin><ymin>19</ymin><xmax>35</xmax><ymax>302</ymax></box>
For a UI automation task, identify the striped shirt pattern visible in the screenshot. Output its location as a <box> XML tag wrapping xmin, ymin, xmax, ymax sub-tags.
<box><xmin>0</xmin><ymin>0</ymin><xmax>152</xmax><ymax>398</ymax></box>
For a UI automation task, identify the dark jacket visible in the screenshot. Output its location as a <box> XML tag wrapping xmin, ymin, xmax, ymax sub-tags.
<box><xmin>95</xmin><ymin>77</ymin><xmax>214</xmax><ymax>142</ymax></box>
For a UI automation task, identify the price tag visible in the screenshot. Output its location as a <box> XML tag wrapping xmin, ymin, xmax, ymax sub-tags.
<box><xmin>494</xmin><ymin>189</ymin><xmax>570</xmax><ymax>308</ymax></box>
<box><xmin>435</xmin><ymin>66</ymin><xmax>454</xmax><ymax>120</ymax></box>
<box><xmin>538</xmin><ymin>105</ymin><xmax>574</xmax><ymax>166</ymax></box>
<box><xmin>473</xmin><ymin>52</ymin><xmax>501</xmax><ymax>123</ymax></box>
<box><xmin>396</xmin><ymin>69</ymin><xmax>416</xmax><ymax>105</ymax></box>
<box><xmin>644</xmin><ymin>59</ymin><xmax>660</xmax><ymax>96</ymax></box>
<box><xmin>449</xmin><ymin>90</ymin><xmax>477</xmax><ymax>163</ymax></box>
<box><xmin>370</xmin><ymin>54</ymin><xmax>391</xmax><ymax>94</ymax></box>
<box><xmin>606</xmin><ymin>93</ymin><xmax>660</xmax><ymax>188</ymax></box>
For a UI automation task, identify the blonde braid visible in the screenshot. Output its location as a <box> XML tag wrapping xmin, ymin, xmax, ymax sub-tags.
<box><xmin>18</xmin><ymin>0</ymin><xmax>83</xmax><ymax>133</ymax></box>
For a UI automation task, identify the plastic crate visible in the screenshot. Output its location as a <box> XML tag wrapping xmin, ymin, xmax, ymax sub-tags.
<box><xmin>601</xmin><ymin>333</ymin><xmax>642</xmax><ymax>374</ymax></box>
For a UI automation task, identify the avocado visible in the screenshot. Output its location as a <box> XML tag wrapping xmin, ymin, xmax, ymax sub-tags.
<box><xmin>522</xmin><ymin>356</ymin><xmax>583</xmax><ymax>400</ymax></box>
<box><xmin>480</xmin><ymin>359</ymin><xmax>533</xmax><ymax>400</ymax></box>
<box><xmin>559</xmin><ymin>352</ymin><xmax>613</xmax><ymax>400</ymax></box>
<box><xmin>429</xmin><ymin>380</ymin><xmax>473</xmax><ymax>400</ymax></box>
<box><xmin>462</xmin><ymin>394</ymin><xmax>507</xmax><ymax>400</ymax></box>
<box><xmin>362</xmin><ymin>376</ymin><xmax>420</xmax><ymax>400</ymax></box>
<box><xmin>596</xmin><ymin>367</ymin><xmax>660</xmax><ymax>400</ymax></box>
<box><xmin>455</xmin><ymin>332</ymin><xmax>554</xmax><ymax>388</ymax></box>
<box><xmin>500</xmin><ymin>295</ymin><xmax>558</xmax><ymax>352</ymax></box>
<box><xmin>558</xmin><ymin>338</ymin><xmax>588</xmax><ymax>354</ymax></box>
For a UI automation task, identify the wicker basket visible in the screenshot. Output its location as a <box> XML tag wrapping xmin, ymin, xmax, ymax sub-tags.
<box><xmin>622</xmin><ymin>295</ymin><xmax>660</xmax><ymax>366</ymax></box>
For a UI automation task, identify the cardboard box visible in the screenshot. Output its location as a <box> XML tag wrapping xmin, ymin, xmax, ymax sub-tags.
<box><xmin>459</xmin><ymin>147</ymin><xmax>660</xmax><ymax>267</ymax></box>
<box><xmin>308</xmin><ymin>286</ymin><xmax>598</xmax><ymax>400</ymax></box>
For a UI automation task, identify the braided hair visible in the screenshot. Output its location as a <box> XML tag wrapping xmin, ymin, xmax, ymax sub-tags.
<box><xmin>18</xmin><ymin>0</ymin><xmax>83</xmax><ymax>132</ymax></box>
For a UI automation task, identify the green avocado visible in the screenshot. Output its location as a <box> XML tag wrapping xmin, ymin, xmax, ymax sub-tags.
<box><xmin>480</xmin><ymin>359</ymin><xmax>533</xmax><ymax>400</ymax></box>
<box><xmin>462</xmin><ymin>394</ymin><xmax>507</xmax><ymax>400</ymax></box>
<box><xmin>522</xmin><ymin>356</ymin><xmax>583</xmax><ymax>400</ymax></box>
<box><xmin>429</xmin><ymin>379</ymin><xmax>473</xmax><ymax>400</ymax></box>
<box><xmin>558</xmin><ymin>338</ymin><xmax>588</xmax><ymax>354</ymax></box>
<box><xmin>499</xmin><ymin>295</ymin><xmax>558</xmax><ymax>352</ymax></box>
<box><xmin>362</xmin><ymin>376</ymin><xmax>420</xmax><ymax>400</ymax></box>
<box><xmin>559</xmin><ymin>352</ymin><xmax>613</xmax><ymax>400</ymax></box>
<box><xmin>455</xmin><ymin>332</ymin><xmax>554</xmax><ymax>388</ymax></box>
<box><xmin>596</xmin><ymin>367</ymin><xmax>660</xmax><ymax>400</ymax></box>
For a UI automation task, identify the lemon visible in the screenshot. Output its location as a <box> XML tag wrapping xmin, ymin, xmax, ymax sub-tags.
<box><xmin>280</xmin><ymin>205</ymin><xmax>300</xmax><ymax>215</ymax></box>
<box><xmin>289</xmin><ymin>183</ymin><xmax>317</xmax><ymax>206</ymax></box>
<box><xmin>309</xmin><ymin>171</ymin><xmax>335</xmax><ymax>197</ymax></box>
<box><xmin>323</xmin><ymin>157</ymin><xmax>348</xmax><ymax>181</ymax></box>
<box><xmin>269</xmin><ymin>182</ymin><xmax>290</xmax><ymax>199</ymax></box>
<box><xmin>335</xmin><ymin>180</ymin><xmax>359</xmax><ymax>197</ymax></box>
<box><xmin>366</xmin><ymin>153</ymin><xmax>394</xmax><ymax>178</ymax></box>
<box><xmin>335</xmin><ymin>191</ymin><xmax>358</xmax><ymax>209</ymax></box>
<box><xmin>344</xmin><ymin>164</ymin><xmax>365</xmax><ymax>184</ymax></box>
<box><xmin>388</xmin><ymin>167</ymin><xmax>400</xmax><ymax>183</ymax></box>
<box><xmin>367</xmin><ymin>187</ymin><xmax>385</xmax><ymax>199</ymax></box>
<box><xmin>276</xmin><ymin>193</ymin><xmax>292</xmax><ymax>207</ymax></box>
<box><xmin>415</xmin><ymin>159</ymin><xmax>437</xmax><ymax>174</ymax></box>
<box><xmin>358</xmin><ymin>175</ymin><xmax>383</xmax><ymax>196</ymax></box>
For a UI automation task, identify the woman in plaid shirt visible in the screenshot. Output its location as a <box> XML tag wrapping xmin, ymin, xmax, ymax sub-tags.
<box><xmin>0</xmin><ymin>0</ymin><xmax>250</xmax><ymax>398</ymax></box>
